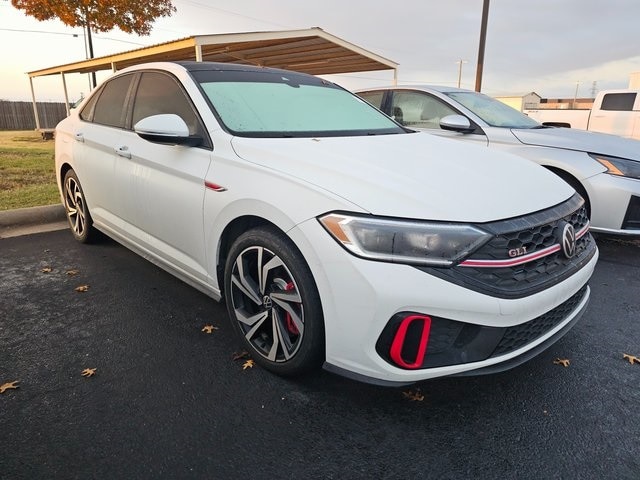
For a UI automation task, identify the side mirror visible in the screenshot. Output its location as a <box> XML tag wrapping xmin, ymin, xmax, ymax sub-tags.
<box><xmin>134</xmin><ymin>114</ymin><xmax>202</xmax><ymax>147</ymax></box>
<box><xmin>440</xmin><ymin>114</ymin><xmax>475</xmax><ymax>134</ymax></box>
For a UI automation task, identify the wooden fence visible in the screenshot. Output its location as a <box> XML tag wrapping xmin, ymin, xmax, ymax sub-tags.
<box><xmin>0</xmin><ymin>101</ymin><xmax>68</xmax><ymax>130</ymax></box>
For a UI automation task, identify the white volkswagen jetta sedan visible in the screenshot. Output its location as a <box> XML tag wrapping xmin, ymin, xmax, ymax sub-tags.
<box><xmin>55</xmin><ymin>62</ymin><xmax>597</xmax><ymax>385</ymax></box>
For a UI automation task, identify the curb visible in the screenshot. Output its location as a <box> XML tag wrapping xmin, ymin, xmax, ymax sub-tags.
<box><xmin>0</xmin><ymin>204</ymin><xmax>68</xmax><ymax>238</ymax></box>
<box><xmin>0</xmin><ymin>204</ymin><xmax>66</xmax><ymax>228</ymax></box>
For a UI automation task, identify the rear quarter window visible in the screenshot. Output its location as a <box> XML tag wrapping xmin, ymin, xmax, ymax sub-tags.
<box><xmin>91</xmin><ymin>74</ymin><xmax>135</xmax><ymax>128</ymax></box>
<box><xmin>600</xmin><ymin>93</ymin><xmax>637</xmax><ymax>111</ymax></box>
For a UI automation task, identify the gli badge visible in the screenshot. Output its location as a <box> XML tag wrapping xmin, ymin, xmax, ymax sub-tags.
<box><xmin>508</xmin><ymin>246</ymin><xmax>528</xmax><ymax>258</ymax></box>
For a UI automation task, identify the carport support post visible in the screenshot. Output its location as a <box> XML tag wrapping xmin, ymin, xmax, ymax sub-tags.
<box><xmin>393</xmin><ymin>68</ymin><xmax>398</xmax><ymax>86</ymax></box>
<box><xmin>29</xmin><ymin>76</ymin><xmax>41</xmax><ymax>131</ymax></box>
<box><xmin>61</xmin><ymin>72</ymin><xmax>70</xmax><ymax>116</ymax></box>
<box><xmin>195</xmin><ymin>44</ymin><xmax>203</xmax><ymax>62</ymax></box>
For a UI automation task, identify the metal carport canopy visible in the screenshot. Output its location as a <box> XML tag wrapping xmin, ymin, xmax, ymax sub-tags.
<box><xmin>27</xmin><ymin>27</ymin><xmax>399</xmax><ymax>129</ymax></box>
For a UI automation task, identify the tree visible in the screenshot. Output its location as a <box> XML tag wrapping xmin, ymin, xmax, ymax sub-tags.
<box><xmin>11</xmin><ymin>0</ymin><xmax>175</xmax><ymax>36</ymax></box>
<box><xmin>11</xmin><ymin>0</ymin><xmax>176</xmax><ymax>86</ymax></box>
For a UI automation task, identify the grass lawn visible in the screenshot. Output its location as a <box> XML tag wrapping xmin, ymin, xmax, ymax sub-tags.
<box><xmin>0</xmin><ymin>130</ymin><xmax>60</xmax><ymax>211</ymax></box>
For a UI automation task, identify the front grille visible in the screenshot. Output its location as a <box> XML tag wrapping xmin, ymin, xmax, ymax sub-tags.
<box><xmin>491</xmin><ymin>284</ymin><xmax>588</xmax><ymax>357</ymax></box>
<box><xmin>417</xmin><ymin>194</ymin><xmax>597</xmax><ymax>299</ymax></box>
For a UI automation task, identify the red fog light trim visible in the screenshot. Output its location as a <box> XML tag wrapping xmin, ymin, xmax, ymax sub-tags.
<box><xmin>389</xmin><ymin>315</ymin><xmax>431</xmax><ymax>369</ymax></box>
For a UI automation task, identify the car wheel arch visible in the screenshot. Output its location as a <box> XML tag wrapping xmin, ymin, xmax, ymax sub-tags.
<box><xmin>59</xmin><ymin>162</ymin><xmax>73</xmax><ymax>191</ymax></box>
<box><xmin>215</xmin><ymin>215</ymin><xmax>282</xmax><ymax>294</ymax></box>
<box><xmin>544</xmin><ymin>166</ymin><xmax>591</xmax><ymax>216</ymax></box>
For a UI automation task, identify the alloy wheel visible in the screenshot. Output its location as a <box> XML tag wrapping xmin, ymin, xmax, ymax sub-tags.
<box><xmin>229</xmin><ymin>245</ymin><xmax>304</xmax><ymax>363</ymax></box>
<box><xmin>64</xmin><ymin>175</ymin><xmax>87</xmax><ymax>239</ymax></box>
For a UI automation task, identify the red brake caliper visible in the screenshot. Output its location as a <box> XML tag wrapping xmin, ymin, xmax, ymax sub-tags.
<box><xmin>284</xmin><ymin>282</ymin><xmax>299</xmax><ymax>335</ymax></box>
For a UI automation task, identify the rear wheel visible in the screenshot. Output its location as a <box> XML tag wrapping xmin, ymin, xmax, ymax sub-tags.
<box><xmin>63</xmin><ymin>169</ymin><xmax>96</xmax><ymax>243</ymax></box>
<box><xmin>223</xmin><ymin>226</ymin><xmax>325</xmax><ymax>376</ymax></box>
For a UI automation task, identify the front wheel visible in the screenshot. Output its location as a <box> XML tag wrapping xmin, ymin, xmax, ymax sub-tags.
<box><xmin>63</xmin><ymin>169</ymin><xmax>96</xmax><ymax>243</ymax></box>
<box><xmin>223</xmin><ymin>226</ymin><xmax>325</xmax><ymax>376</ymax></box>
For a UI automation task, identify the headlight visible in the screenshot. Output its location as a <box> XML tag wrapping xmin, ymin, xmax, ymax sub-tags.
<box><xmin>590</xmin><ymin>153</ymin><xmax>640</xmax><ymax>180</ymax></box>
<box><xmin>318</xmin><ymin>213</ymin><xmax>491</xmax><ymax>267</ymax></box>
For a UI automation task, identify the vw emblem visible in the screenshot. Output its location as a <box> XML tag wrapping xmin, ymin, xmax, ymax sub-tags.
<box><xmin>561</xmin><ymin>223</ymin><xmax>576</xmax><ymax>259</ymax></box>
<box><xmin>262</xmin><ymin>295</ymin><xmax>273</xmax><ymax>309</ymax></box>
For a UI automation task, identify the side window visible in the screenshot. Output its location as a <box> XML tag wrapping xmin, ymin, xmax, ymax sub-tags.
<box><xmin>358</xmin><ymin>91</ymin><xmax>385</xmax><ymax>110</ymax></box>
<box><xmin>92</xmin><ymin>74</ymin><xmax>135</xmax><ymax>128</ymax></box>
<box><xmin>600</xmin><ymin>93</ymin><xmax>636</xmax><ymax>111</ymax></box>
<box><xmin>132</xmin><ymin>72</ymin><xmax>205</xmax><ymax>139</ymax></box>
<box><xmin>390</xmin><ymin>91</ymin><xmax>457</xmax><ymax>129</ymax></box>
<box><xmin>79</xmin><ymin>88</ymin><xmax>101</xmax><ymax>122</ymax></box>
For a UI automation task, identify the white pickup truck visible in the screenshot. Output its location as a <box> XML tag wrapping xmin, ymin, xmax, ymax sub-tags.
<box><xmin>356</xmin><ymin>85</ymin><xmax>640</xmax><ymax>236</ymax></box>
<box><xmin>525</xmin><ymin>89</ymin><xmax>640</xmax><ymax>140</ymax></box>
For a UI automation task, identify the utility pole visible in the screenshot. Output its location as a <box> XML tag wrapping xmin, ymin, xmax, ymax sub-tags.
<box><xmin>456</xmin><ymin>59</ymin><xmax>467</xmax><ymax>88</ymax></box>
<box><xmin>84</xmin><ymin>7</ymin><xmax>97</xmax><ymax>89</ymax></box>
<box><xmin>475</xmin><ymin>0</ymin><xmax>490</xmax><ymax>92</ymax></box>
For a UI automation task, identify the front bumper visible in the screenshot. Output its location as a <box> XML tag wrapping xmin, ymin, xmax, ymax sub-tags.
<box><xmin>586</xmin><ymin>173</ymin><xmax>640</xmax><ymax>235</ymax></box>
<box><xmin>289</xmin><ymin>218</ymin><xmax>598</xmax><ymax>385</ymax></box>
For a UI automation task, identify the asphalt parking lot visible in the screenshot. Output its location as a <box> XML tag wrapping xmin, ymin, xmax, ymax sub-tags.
<box><xmin>1</xmin><ymin>228</ymin><xmax>639</xmax><ymax>479</ymax></box>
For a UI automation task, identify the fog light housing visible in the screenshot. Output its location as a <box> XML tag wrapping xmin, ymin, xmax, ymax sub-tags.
<box><xmin>389</xmin><ymin>315</ymin><xmax>432</xmax><ymax>369</ymax></box>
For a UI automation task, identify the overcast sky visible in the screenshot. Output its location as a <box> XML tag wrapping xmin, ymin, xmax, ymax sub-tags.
<box><xmin>2</xmin><ymin>0</ymin><xmax>640</xmax><ymax>102</ymax></box>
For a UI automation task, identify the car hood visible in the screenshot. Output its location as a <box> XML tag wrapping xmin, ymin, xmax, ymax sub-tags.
<box><xmin>511</xmin><ymin>127</ymin><xmax>640</xmax><ymax>161</ymax></box>
<box><xmin>230</xmin><ymin>132</ymin><xmax>573</xmax><ymax>223</ymax></box>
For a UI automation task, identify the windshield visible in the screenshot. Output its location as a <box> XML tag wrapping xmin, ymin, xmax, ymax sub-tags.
<box><xmin>445</xmin><ymin>91</ymin><xmax>541</xmax><ymax>129</ymax></box>
<box><xmin>192</xmin><ymin>70</ymin><xmax>404</xmax><ymax>137</ymax></box>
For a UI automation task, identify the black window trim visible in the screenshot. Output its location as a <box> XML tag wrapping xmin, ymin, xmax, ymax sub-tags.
<box><xmin>79</xmin><ymin>69</ymin><xmax>213</xmax><ymax>150</ymax></box>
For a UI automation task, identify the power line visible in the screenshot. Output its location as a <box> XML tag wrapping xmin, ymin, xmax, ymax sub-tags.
<box><xmin>174</xmin><ymin>0</ymin><xmax>291</xmax><ymax>29</ymax></box>
<box><xmin>0</xmin><ymin>27</ymin><xmax>145</xmax><ymax>46</ymax></box>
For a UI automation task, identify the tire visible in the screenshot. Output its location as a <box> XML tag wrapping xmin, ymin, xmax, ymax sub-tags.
<box><xmin>223</xmin><ymin>226</ymin><xmax>325</xmax><ymax>376</ymax></box>
<box><xmin>62</xmin><ymin>169</ymin><xmax>96</xmax><ymax>243</ymax></box>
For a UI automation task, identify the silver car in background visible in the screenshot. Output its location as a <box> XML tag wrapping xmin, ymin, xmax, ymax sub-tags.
<box><xmin>357</xmin><ymin>86</ymin><xmax>640</xmax><ymax>236</ymax></box>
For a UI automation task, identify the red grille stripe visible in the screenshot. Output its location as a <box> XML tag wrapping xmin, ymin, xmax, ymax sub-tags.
<box><xmin>459</xmin><ymin>222</ymin><xmax>590</xmax><ymax>269</ymax></box>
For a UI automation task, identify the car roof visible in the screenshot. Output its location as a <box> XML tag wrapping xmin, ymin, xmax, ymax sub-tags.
<box><xmin>355</xmin><ymin>85</ymin><xmax>472</xmax><ymax>94</ymax></box>
<box><xmin>117</xmin><ymin>60</ymin><xmax>317</xmax><ymax>79</ymax></box>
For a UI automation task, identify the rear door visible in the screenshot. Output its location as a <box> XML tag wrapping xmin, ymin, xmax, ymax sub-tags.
<box><xmin>74</xmin><ymin>73</ymin><xmax>137</xmax><ymax>230</ymax></box>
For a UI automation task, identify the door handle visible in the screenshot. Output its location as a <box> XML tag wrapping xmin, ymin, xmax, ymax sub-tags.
<box><xmin>114</xmin><ymin>146</ymin><xmax>131</xmax><ymax>159</ymax></box>
<box><xmin>74</xmin><ymin>133</ymin><xmax>84</xmax><ymax>143</ymax></box>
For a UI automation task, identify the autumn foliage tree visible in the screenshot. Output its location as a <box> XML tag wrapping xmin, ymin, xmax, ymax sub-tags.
<box><xmin>11</xmin><ymin>0</ymin><xmax>175</xmax><ymax>86</ymax></box>
<box><xmin>11</xmin><ymin>0</ymin><xmax>176</xmax><ymax>36</ymax></box>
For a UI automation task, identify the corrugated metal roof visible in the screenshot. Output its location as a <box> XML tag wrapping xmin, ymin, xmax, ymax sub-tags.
<box><xmin>28</xmin><ymin>27</ymin><xmax>398</xmax><ymax>78</ymax></box>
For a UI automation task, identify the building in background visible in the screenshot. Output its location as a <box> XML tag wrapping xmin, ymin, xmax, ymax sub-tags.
<box><xmin>495</xmin><ymin>92</ymin><xmax>541</xmax><ymax>111</ymax></box>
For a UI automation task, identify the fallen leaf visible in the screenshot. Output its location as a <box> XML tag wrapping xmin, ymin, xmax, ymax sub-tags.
<box><xmin>242</xmin><ymin>359</ymin><xmax>255</xmax><ymax>370</ymax></box>
<box><xmin>623</xmin><ymin>353</ymin><xmax>639</xmax><ymax>365</ymax></box>
<box><xmin>553</xmin><ymin>358</ymin><xmax>570</xmax><ymax>367</ymax></box>
<box><xmin>81</xmin><ymin>368</ymin><xmax>97</xmax><ymax>377</ymax></box>
<box><xmin>75</xmin><ymin>285</ymin><xmax>89</xmax><ymax>293</ymax></box>
<box><xmin>402</xmin><ymin>390</ymin><xmax>425</xmax><ymax>402</ymax></box>
<box><xmin>201</xmin><ymin>325</ymin><xmax>218</xmax><ymax>334</ymax></box>
<box><xmin>41</xmin><ymin>266</ymin><xmax>52</xmax><ymax>273</ymax></box>
<box><xmin>66</xmin><ymin>269</ymin><xmax>80</xmax><ymax>276</ymax></box>
<box><xmin>232</xmin><ymin>351</ymin><xmax>250</xmax><ymax>361</ymax></box>
<box><xmin>0</xmin><ymin>381</ymin><xmax>19</xmax><ymax>394</ymax></box>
